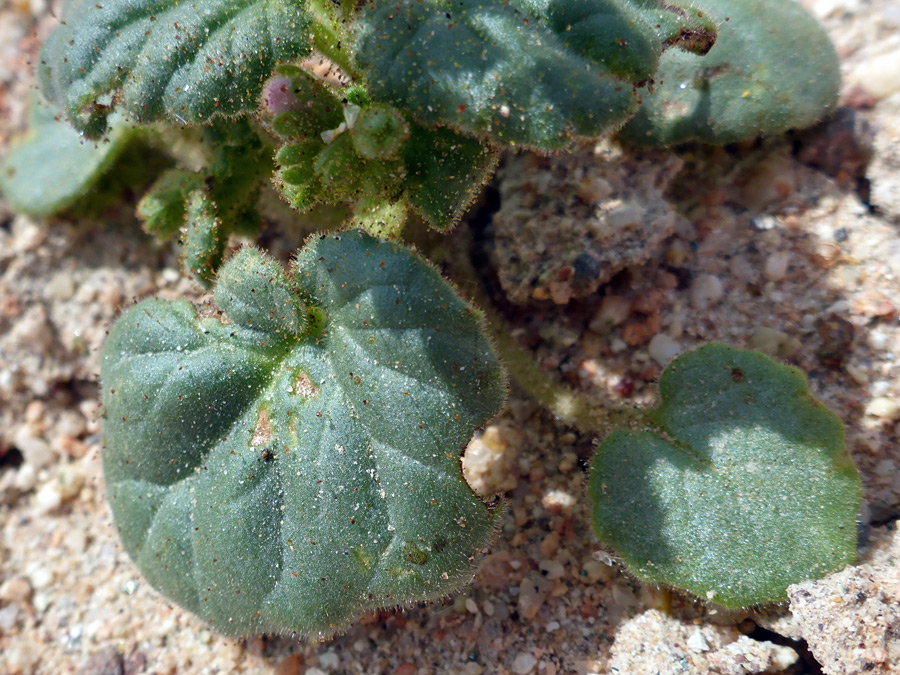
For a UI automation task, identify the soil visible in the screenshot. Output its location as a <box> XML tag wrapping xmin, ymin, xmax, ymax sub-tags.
<box><xmin>1</xmin><ymin>1</ymin><xmax>899</xmax><ymax>674</ymax></box>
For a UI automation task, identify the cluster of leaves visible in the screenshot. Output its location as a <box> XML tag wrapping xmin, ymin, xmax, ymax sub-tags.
<box><xmin>1</xmin><ymin>0</ymin><xmax>839</xmax><ymax>279</ymax></box>
<box><xmin>0</xmin><ymin>0</ymin><xmax>861</xmax><ymax>638</ymax></box>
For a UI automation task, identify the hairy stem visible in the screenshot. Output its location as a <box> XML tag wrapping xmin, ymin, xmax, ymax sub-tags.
<box><xmin>446</xmin><ymin>230</ymin><xmax>643</xmax><ymax>436</ymax></box>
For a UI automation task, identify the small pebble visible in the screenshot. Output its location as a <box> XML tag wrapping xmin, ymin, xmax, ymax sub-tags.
<box><xmin>273</xmin><ymin>654</ymin><xmax>303</xmax><ymax>675</ymax></box>
<box><xmin>512</xmin><ymin>652</ymin><xmax>537</xmax><ymax>675</ymax></box>
<box><xmin>687</xmin><ymin>629</ymin><xmax>711</xmax><ymax>653</ymax></box>
<box><xmin>850</xmin><ymin>48</ymin><xmax>900</xmax><ymax>101</ymax></box>
<box><xmin>870</xmin><ymin>380</ymin><xmax>891</xmax><ymax>397</ymax></box>
<box><xmin>581</xmin><ymin>560</ymin><xmax>610</xmax><ymax>584</ymax></box>
<box><xmin>12</xmin><ymin>217</ymin><xmax>45</xmax><ymax>253</ymax></box>
<box><xmin>14</xmin><ymin>464</ymin><xmax>37</xmax><ymax>492</ymax></box>
<box><xmin>10</xmin><ymin>307</ymin><xmax>54</xmax><ymax>352</ymax></box>
<box><xmin>0</xmin><ymin>576</ymin><xmax>33</xmax><ymax>604</ymax></box>
<box><xmin>546</xmin><ymin>620</ymin><xmax>561</xmax><ymax>632</ymax></box>
<box><xmin>845</xmin><ymin>363</ymin><xmax>868</xmax><ymax>385</ymax></box>
<box><xmin>0</xmin><ymin>604</ymin><xmax>20</xmax><ymax>633</ymax></box>
<box><xmin>690</xmin><ymin>274</ymin><xmax>724</xmax><ymax>310</ymax></box>
<box><xmin>648</xmin><ymin>333</ymin><xmax>682</xmax><ymax>366</ymax></box>
<box><xmin>45</xmin><ymin>271</ymin><xmax>76</xmax><ymax>301</ymax></box>
<box><xmin>764</xmin><ymin>251</ymin><xmax>790</xmax><ymax>282</ymax></box>
<box><xmin>540</xmin><ymin>531</ymin><xmax>561</xmax><ymax>559</ymax></box>
<box><xmin>874</xmin><ymin>459</ymin><xmax>896</xmax><ymax>476</ymax></box>
<box><xmin>749</xmin><ymin>327</ymin><xmax>799</xmax><ymax>358</ymax></box>
<box><xmin>578</xmin><ymin>176</ymin><xmax>613</xmax><ymax>204</ymax></box>
<box><xmin>57</xmin><ymin>464</ymin><xmax>86</xmax><ymax>501</ymax></box>
<box><xmin>465</xmin><ymin>597</ymin><xmax>479</xmax><ymax>614</ymax></box>
<box><xmin>81</xmin><ymin>647</ymin><xmax>123</xmax><ymax>675</ymax></box>
<box><xmin>29</xmin><ymin>567</ymin><xmax>53</xmax><ymax>590</ymax></box>
<box><xmin>605</xmin><ymin>203</ymin><xmax>644</xmax><ymax>230</ymax></box>
<box><xmin>34</xmin><ymin>481</ymin><xmax>63</xmax><ymax>514</ymax></box>
<box><xmin>865</xmin><ymin>397</ymin><xmax>900</xmax><ymax>420</ymax></box>
<box><xmin>539</xmin><ymin>559</ymin><xmax>565</xmax><ymax>581</ymax></box>
<box><xmin>589</xmin><ymin>296</ymin><xmax>631</xmax><ymax>332</ymax></box>
<box><xmin>14</xmin><ymin>428</ymin><xmax>55</xmax><ymax>470</ymax></box>
<box><xmin>318</xmin><ymin>650</ymin><xmax>339</xmax><ymax>670</ymax></box>
<box><xmin>518</xmin><ymin>573</ymin><xmax>552</xmax><ymax>620</ymax></box>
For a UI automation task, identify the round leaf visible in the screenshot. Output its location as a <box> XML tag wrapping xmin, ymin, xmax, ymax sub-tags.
<box><xmin>101</xmin><ymin>233</ymin><xmax>506</xmax><ymax>637</ymax></box>
<box><xmin>589</xmin><ymin>344</ymin><xmax>861</xmax><ymax>608</ymax></box>
<box><xmin>0</xmin><ymin>101</ymin><xmax>134</xmax><ymax>216</ymax></box>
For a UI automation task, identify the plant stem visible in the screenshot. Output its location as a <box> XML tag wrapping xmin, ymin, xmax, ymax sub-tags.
<box><xmin>446</xmin><ymin>230</ymin><xmax>643</xmax><ymax>437</ymax></box>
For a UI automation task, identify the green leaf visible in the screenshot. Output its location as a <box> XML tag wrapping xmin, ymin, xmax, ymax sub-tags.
<box><xmin>619</xmin><ymin>0</ymin><xmax>840</xmax><ymax>145</ymax></box>
<box><xmin>38</xmin><ymin>0</ymin><xmax>312</xmax><ymax>136</ymax></box>
<box><xmin>181</xmin><ymin>187</ymin><xmax>226</xmax><ymax>286</ymax></box>
<box><xmin>262</xmin><ymin>68</ymin><xmax>497</xmax><ymax>231</ymax></box>
<box><xmin>352</xmin><ymin>0</ymin><xmax>717</xmax><ymax>150</ymax></box>
<box><xmin>101</xmin><ymin>232</ymin><xmax>506</xmax><ymax>637</ymax></box>
<box><xmin>401</xmin><ymin>124</ymin><xmax>498</xmax><ymax>231</ymax></box>
<box><xmin>351</xmin><ymin>106</ymin><xmax>410</xmax><ymax>161</ymax></box>
<box><xmin>138</xmin><ymin>118</ymin><xmax>271</xmax><ymax>283</ymax></box>
<box><xmin>138</xmin><ymin>169</ymin><xmax>201</xmax><ymax>239</ymax></box>
<box><xmin>0</xmin><ymin>99</ymin><xmax>135</xmax><ymax>216</ymax></box>
<box><xmin>588</xmin><ymin>344</ymin><xmax>861</xmax><ymax>608</ymax></box>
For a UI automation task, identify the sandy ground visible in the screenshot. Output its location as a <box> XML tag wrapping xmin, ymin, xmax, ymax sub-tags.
<box><xmin>1</xmin><ymin>0</ymin><xmax>899</xmax><ymax>674</ymax></box>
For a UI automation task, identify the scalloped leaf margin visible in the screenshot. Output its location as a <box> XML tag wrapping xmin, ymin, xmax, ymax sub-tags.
<box><xmin>588</xmin><ymin>344</ymin><xmax>861</xmax><ymax>608</ymax></box>
<box><xmin>101</xmin><ymin>232</ymin><xmax>506</xmax><ymax>637</ymax></box>
<box><xmin>39</xmin><ymin>0</ymin><xmax>312</xmax><ymax>136</ymax></box>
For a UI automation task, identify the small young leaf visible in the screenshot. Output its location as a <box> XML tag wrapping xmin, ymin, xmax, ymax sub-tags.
<box><xmin>262</xmin><ymin>69</ymin><xmax>495</xmax><ymax>231</ymax></box>
<box><xmin>213</xmin><ymin>247</ymin><xmax>306</xmax><ymax>335</ymax></box>
<box><xmin>351</xmin><ymin>106</ymin><xmax>410</xmax><ymax>161</ymax></box>
<box><xmin>401</xmin><ymin>124</ymin><xmax>498</xmax><ymax>231</ymax></box>
<box><xmin>139</xmin><ymin>119</ymin><xmax>271</xmax><ymax>281</ymax></box>
<box><xmin>589</xmin><ymin>344</ymin><xmax>861</xmax><ymax>608</ymax></box>
<box><xmin>181</xmin><ymin>188</ymin><xmax>226</xmax><ymax>286</ymax></box>
<box><xmin>619</xmin><ymin>0</ymin><xmax>840</xmax><ymax>145</ymax></box>
<box><xmin>0</xmin><ymin>100</ymin><xmax>135</xmax><ymax>216</ymax></box>
<box><xmin>39</xmin><ymin>0</ymin><xmax>312</xmax><ymax>136</ymax></box>
<box><xmin>138</xmin><ymin>170</ymin><xmax>201</xmax><ymax>239</ymax></box>
<box><xmin>347</xmin><ymin>200</ymin><xmax>408</xmax><ymax>240</ymax></box>
<box><xmin>101</xmin><ymin>232</ymin><xmax>506</xmax><ymax>637</ymax></box>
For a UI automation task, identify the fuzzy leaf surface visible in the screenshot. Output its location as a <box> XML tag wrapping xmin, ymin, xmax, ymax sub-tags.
<box><xmin>352</xmin><ymin>0</ymin><xmax>716</xmax><ymax>150</ymax></box>
<box><xmin>263</xmin><ymin>68</ymin><xmax>497</xmax><ymax>230</ymax></box>
<box><xmin>589</xmin><ymin>345</ymin><xmax>860</xmax><ymax>608</ymax></box>
<box><xmin>39</xmin><ymin>0</ymin><xmax>311</xmax><ymax>135</ymax></box>
<box><xmin>0</xmin><ymin>100</ymin><xmax>134</xmax><ymax>215</ymax></box>
<box><xmin>101</xmin><ymin>233</ymin><xmax>505</xmax><ymax>636</ymax></box>
<box><xmin>619</xmin><ymin>0</ymin><xmax>840</xmax><ymax>145</ymax></box>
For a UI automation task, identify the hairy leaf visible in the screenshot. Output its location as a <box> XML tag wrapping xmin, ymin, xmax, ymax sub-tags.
<box><xmin>181</xmin><ymin>187</ymin><xmax>226</xmax><ymax>286</ymax></box>
<box><xmin>401</xmin><ymin>124</ymin><xmax>498</xmax><ymax>230</ymax></box>
<box><xmin>620</xmin><ymin>0</ymin><xmax>840</xmax><ymax>145</ymax></box>
<box><xmin>137</xmin><ymin>119</ymin><xmax>271</xmax><ymax>283</ymax></box>
<box><xmin>263</xmin><ymin>68</ymin><xmax>498</xmax><ymax>231</ymax></box>
<box><xmin>352</xmin><ymin>0</ymin><xmax>716</xmax><ymax>150</ymax></box>
<box><xmin>39</xmin><ymin>0</ymin><xmax>312</xmax><ymax>136</ymax></box>
<box><xmin>101</xmin><ymin>232</ymin><xmax>506</xmax><ymax>636</ymax></box>
<box><xmin>589</xmin><ymin>345</ymin><xmax>860</xmax><ymax>608</ymax></box>
<box><xmin>138</xmin><ymin>169</ymin><xmax>201</xmax><ymax>239</ymax></box>
<box><xmin>0</xmin><ymin>100</ymin><xmax>135</xmax><ymax>215</ymax></box>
